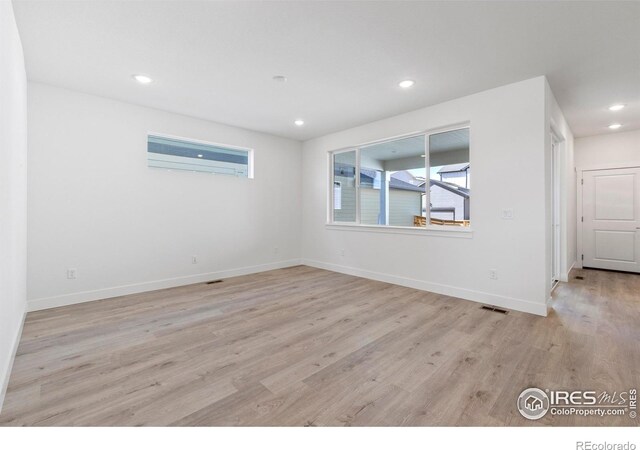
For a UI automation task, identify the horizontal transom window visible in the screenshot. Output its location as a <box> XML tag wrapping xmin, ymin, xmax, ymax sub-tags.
<box><xmin>148</xmin><ymin>134</ymin><xmax>252</xmax><ymax>178</ymax></box>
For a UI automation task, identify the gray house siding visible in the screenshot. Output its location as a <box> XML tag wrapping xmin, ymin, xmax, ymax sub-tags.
<box><xmin>360</xmin><ymin>187</ymin><xmax>381</xmax><ymax>225</ymax></box>
<box><xmin>346</xmin><ymin>168</ymin><xmax>430</xmax><ymax>225</ymax></box>
<box><xmin>430</xmin><ymin>185</ymin><xmax>465</xmax><ymax>220</ymax></box>
<box><xmin>389</xmin><ymin>190</ymin><xmax>421</xmax><ymax>226</ymax></box>
<box><xmin>352</xmin><ymin>187</ymin><xmax>421</xmax><ymax>226</ymax></box>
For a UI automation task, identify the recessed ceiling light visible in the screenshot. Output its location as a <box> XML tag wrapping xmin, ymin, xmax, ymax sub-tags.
<box><xmin>608</xmin><ymin>123</ymin><xmax>622</xmax><ymax>130</ymax></box>
<box><xmin>609</xmin><ymin>104</ymin><xmax>625</xmax><ymax>111</ymax></box>
<box><xmin>294</xmin><ymin>119</ymin><xmax>305</xmax><ymax>126</ymax></box>
<box><xmin>133</xmin><ymin>74</ymin><xmax>153</xmax><ymax>84</ymax></box>
<box><xmin>273</xmin><ymin>75</ymin><xmax>287</xmax><ymax>82</ymax></box>
<box><xmin>399</xmin><ymin>80</ymin><xmax>415</xmax><ymax>88</ymax></box>
<box><xmin>197</xmin><ymin>154</ymin><xmax>203</xmax><ymax>158</ymax></box>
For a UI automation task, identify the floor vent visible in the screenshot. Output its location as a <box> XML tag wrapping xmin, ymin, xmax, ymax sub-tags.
<box><xmin>480</xmin><ymin>305</ymin><xmax>509</xmax><ymax>315</ymax></box>
<box><xmin>575</xmin><ymin>276</ymin><xmax>584</xmax><ymax>280</ymax></box>
<box><xmin>206</xmin><ymin>280</ymin><xmax>223</xmax><ymax>285</ymax></box>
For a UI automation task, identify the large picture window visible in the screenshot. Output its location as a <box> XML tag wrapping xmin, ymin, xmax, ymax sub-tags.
<box><xmin>330</xmin><ymin>126</ymin><xmax>470</xmax><ymax>228</ymax></box>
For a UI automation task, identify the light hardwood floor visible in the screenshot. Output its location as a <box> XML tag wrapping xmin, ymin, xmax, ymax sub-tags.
<box><xmin>0</xmin><ymin>266</ymin><xmax>638</xmax><ymax>426</ymax></box>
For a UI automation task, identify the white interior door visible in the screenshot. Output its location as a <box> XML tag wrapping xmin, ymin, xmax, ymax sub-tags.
<box><xmin>582</xmin><ymin>167</ymin><xmax>640</xmax><ymax>273</ymax></box>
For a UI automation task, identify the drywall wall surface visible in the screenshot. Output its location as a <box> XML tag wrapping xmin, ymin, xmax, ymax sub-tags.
<box><xmin>0</xmin><ymin>0</ymin><xmax>28</xmax><ymax>411</ymax></box>
<box><xmin>575</xmin><ymin>129</ymin><xmax>640</xmax><ymax>168</ymax></box>
<box><xmin>27</xmin><ymin>83</ymin><xmax>303</xmax><ymax>310</ymax></box>
<box><xmin>302</xmin><ymin>77</ymin><xmax>549</xmax><ymax>315</ymax></box>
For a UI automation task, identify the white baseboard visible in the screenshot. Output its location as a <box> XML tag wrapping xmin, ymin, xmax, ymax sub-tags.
<box><xmin>28</xmin><ymin>259</ymin><xmax>302</xmax><ymax>312</ymax></box>
<box><xmin>0</xmin><ymin>306</ymin><xmax>27</xmax><ymax>414</ymax></box>
<box><xmin>302</xmin><ymin>259</ymin><xmax>548</xmax><ymax>316</ymax></box>
<box><xmin>27</xmin><ymin>256</ymin><xmax>547</xmax><ymax>316</ymax></box>
<box><xmin>561</xmin><ymin>260</ymin><xmax>577</xmax><ymax>282</ymax></box>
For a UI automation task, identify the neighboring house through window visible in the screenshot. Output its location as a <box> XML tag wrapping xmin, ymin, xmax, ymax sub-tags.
<box><xmin>330</xmin><ymin>126</ymin><xmax>470</xmax><ymax>228</ymax></box>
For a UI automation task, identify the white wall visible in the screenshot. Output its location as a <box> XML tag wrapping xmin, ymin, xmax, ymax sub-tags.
<box><xmin>575</xmin><ymin>129</ymin><xmax>640</xmax><ymax>168</ymax></box>
<box><xmin>27</xmin><ymin>83</ymin><xmax>302</xmax><ymax>311</ymax></box>
<box><xmin>302</xmin><ymin>77</ymin><xmax>549</xmax><ymax>316</ymax></box>
<box><xmin>0</xmin><ymin>1</ymin><xmax>28</xmax><ymax>411</ymax></box>
<box><xmin>545</xmin><ymin>80</ymin><xmax>576</xmax><ymax>285</ymax></box>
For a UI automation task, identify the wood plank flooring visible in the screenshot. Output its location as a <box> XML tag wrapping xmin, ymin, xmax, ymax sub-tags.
<box><xmin>0</xmin><ymin>266</ymin><xmax>638</xmax><ymax>426</ymax></box>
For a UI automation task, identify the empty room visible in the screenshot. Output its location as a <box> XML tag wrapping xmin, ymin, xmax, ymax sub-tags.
<box><xmin>1</xmin><ymin>0</ymin><xmax>639</xmax><ymax>446</ymax></box>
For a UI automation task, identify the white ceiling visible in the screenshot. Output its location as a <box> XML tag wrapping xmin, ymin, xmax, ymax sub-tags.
<box><xmin>13</xmin><ymin>1</ymin><xmax>640</xmax><ymax>141</ymax></box>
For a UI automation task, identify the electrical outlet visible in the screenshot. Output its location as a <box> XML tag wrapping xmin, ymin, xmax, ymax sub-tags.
<box><xmin>340</xmin><ymin>249</ymin><xmax>345</xmax><ymax>257</ymax></box>
<box><xmin>501</xmin><ymin>209</ymin><xmax>514</xmax><ymax>220</ymax></box>
<box><xmin>67</xmin><ymin>268</ymin><xmax>77</xmax><ymax>279</ymax></box>
<box><xmin>192</xmin><ymin>255</ymin><xmax>198</xmax><ymax>264</ymax></box>
<box><xmin>274</xmin><ymin>247</ymin><xmax>280</xmax><ymax>255</ymax></box>
<box><xmin>489</xmin><ymin>269</ymin><xmax>498</xmax><ymax>280</ymax></box>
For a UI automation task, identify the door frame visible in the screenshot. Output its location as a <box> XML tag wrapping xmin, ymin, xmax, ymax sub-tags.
<box><xmin>551</xmin><ymin>135</ymin><xmax>561</xmax><ymax>287</ymax></box>
<box><xmin>548</xmin><ymin>124</ymin><xmax>569</xmax><ymax>287</ymax></box>
<box><xmin>576</xmin><ymin>161</ymin><xmax>640</xmax><ymax>269</ymax></box>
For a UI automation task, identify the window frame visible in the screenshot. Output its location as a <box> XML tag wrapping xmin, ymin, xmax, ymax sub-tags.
<box><xmin>328</xmin><ymin>123</ymin><xmax>471</xmax><ymax>235</ymax></box>
<box><xmin>328</xmin><ymin>147</ymin><xmax>359</xmax><ymax>224</ymax></box>
<box><xmin>147</xmin><ymin>132</ymin><xmax>255</xmax><ymax>179</ymax></box>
